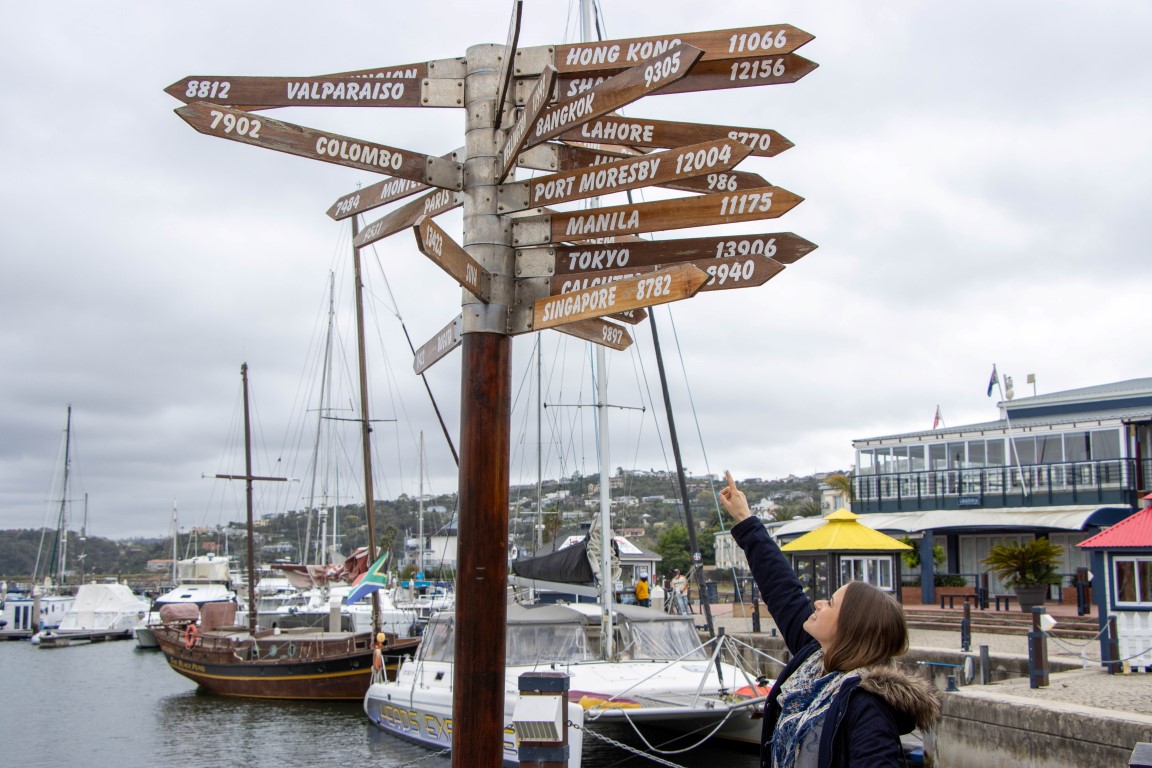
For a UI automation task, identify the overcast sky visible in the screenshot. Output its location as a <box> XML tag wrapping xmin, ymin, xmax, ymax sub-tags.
<box><xmin>2</xmin><ymin>1</ymin><xmax>1149</xmax><ymax>541</ymax></box>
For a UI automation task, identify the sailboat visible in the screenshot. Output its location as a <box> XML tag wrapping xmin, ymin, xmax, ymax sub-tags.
<box><xmin>0</xmin><ymin>407</ymin><xmax>79</xmax><ymax>640</ymax></box>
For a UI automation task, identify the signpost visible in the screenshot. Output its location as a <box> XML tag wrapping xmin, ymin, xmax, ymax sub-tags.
<box><xmin>354</xmin><ymin>188</ymin><xmax>462</xmax><ymax>248</ymax></box>
<box><xmin>558</xmin><ymin>115</ymin><xmax>793</xmax><ymax>158</ymax></box>
<box><xmin>546</xmin><ymin>231</ymin><xmax>818</xmax><ymax>277</ymax></box>
<box><xmin>414</xmin><ymin>216</ymin><xmax>493</xmax><ymax>303</ymax></box>
<box><xmin>414</xmin><ymin>315</ymin><xmax>463</xmax><ymax>375</ymax></box>
<box><xmin>524</xmin><ymin>44</ymin><xmax>704</xmax><ymax>149</ymax></box>
<box><xmin>175</xmin><ymin>103</ymin><xmax>462</xmax><ymax>190</ymax></box>
<box><xmin>532</xmin><ymin>263</ymin><xmax>709</xmax><ymax>331</ymax></box>
<box><xmin>555</xmin><ymin>317</ymin><xmax>633</xmax><ymax>350</ymax></box>
<box><xmin>512</xmin><ymin>185</ymin><xmax>804</xmax><ymax>245</ymax></box>
<box><xmin>166</xmin><ymin>16</ymin><xmax>819</xmax><ymax>768</ymax></box>
<box><xmin>550</xmin><ymin>252</ymin><xmax>785</xmax><ymax>295</ymax></box>
<box><xmin>500</xmin><ymin>138</ymin><xmax>749</xmax><ymax>211</ymax></box>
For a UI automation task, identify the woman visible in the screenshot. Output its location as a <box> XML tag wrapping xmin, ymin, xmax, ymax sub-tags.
<box><xmin>718</xmin><ymin>472</ymin><xmax>940</xmax><ymax>768</ymax></box>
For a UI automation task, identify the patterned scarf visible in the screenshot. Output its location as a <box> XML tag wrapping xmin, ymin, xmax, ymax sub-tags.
<box><xmin>771</xmin><ymin>650</ymin><xmax>858</xmax><ymax>768</ymax></box>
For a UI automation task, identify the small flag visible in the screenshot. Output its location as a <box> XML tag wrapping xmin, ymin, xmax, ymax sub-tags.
<box><xmin>986</xmin><ymin>364</ymin><xmax>998</xmax><ymax>397</ymax></box>
<box><xmin>933</xmin><ymin>405</ymin><xmax>943</xmax><ymax>430</ymax></box>
<box><xmin>344</xmin><ymin>550</ymin><xmax>390</xmax><ymax>604</ymax></box>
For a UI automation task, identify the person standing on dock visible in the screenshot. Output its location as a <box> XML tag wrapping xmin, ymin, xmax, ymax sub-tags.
<box><xmin>671</xmin><ymin>569</ymin><xmax>690</xmax><ymax>615</ymax></box>
<box><xmin>634</xmin><ymin>574</ymin><xmax>651</xmax><ymax>607</ymax></box>
<box><xmin>719</xmin><ymin>471</ymin><xmax>940</xmax><ymax>768</ymax></box>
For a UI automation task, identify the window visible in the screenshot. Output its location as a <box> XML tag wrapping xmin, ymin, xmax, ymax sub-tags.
<box><xmin>840</xmin><ymin>556</ymin><xmax>894</xmax><ymax>591</ymax></box>
<box><xmin>1113</xmin><ymin>556</ymin><xmax>1152</xmax><ymax>607</ymax></box>
<box><xmin>1091</xmin><ymin>429</ymin><xmax>1121</xmax><ymax>461</ymax></box>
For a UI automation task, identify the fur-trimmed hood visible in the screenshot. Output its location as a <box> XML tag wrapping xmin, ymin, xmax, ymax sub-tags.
<box><xmin>856</xmin><ymin>664</ymin><xmax>942</xmax><ymax>732</ymax></box>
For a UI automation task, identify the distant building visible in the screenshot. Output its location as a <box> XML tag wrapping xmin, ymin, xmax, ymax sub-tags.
<box><xmin>777</xmin><ymin>378</ymin><xmax>1151</xmax><ymax>604</ymax></box>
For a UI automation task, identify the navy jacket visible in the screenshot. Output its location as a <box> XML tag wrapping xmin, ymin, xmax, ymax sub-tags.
<box><xmin>731</xmin><ymin>516</ymin><xmax>940</xmax><ymax>768</ymax></box>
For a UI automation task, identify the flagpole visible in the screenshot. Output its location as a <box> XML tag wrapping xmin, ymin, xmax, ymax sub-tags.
<box><xmin>992</xmin><ymin>365</ymin><xmax>1031</xmax><ymax>501</ymax></box>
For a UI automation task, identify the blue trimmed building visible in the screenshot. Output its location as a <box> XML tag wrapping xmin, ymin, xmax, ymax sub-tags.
<box><xmin>776</xmin><ymin>378</ymin><xmax>1152</xmax><ymax>604</ymax></box>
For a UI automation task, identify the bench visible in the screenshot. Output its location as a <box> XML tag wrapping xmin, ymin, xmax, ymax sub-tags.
<box><xmin>939</xmin><ymin>593</ymin><xmax>977</xmax><ymax>609</ymax></box>
<box><xmin>994</xmin><ymin>595</ymin><xmax>1014</xmax><ymax>611</ymax></box>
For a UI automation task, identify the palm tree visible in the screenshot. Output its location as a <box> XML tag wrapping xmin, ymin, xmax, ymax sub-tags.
<box><xmin>825</xmin><ymin>473</ymin><xmax>855</xmax><ymax>504</ymax></box>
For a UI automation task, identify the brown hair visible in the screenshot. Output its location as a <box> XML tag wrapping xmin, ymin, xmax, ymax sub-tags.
<box><xmin>823</xmin><ymin>581</ymin><xmax>909</xmax><ymax>672</ymax></box>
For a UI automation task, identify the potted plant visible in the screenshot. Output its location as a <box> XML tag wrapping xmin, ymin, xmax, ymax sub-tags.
<box><xmin>981</xmin><ymin>538</ymin><xmax>1064</xmax><ymax>612</ymax></box>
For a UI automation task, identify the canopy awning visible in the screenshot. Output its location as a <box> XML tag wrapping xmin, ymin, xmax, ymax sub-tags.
<box><xmin>772</xmin><ymin>505</ymin><xmax>1134</xmax><ymax>540</ymax></box>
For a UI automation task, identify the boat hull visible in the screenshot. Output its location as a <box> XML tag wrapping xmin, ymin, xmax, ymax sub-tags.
<box><xmin>364</xmin><ymin>678</ymin><xmax>584</xmax><ymax>767</ymax></box>
<box><xmin>154</xmin><ymin>625</ymin><xmax>417</xmax><ymax>700</ymax></box>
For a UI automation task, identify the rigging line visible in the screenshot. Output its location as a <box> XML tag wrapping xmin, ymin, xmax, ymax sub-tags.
<box><xmin>666</xmin><ymin>308</ymin><xmax>728</xmax><ymax>528</ymax></box>
<box><xmin>363</xmin><ymin>242</ymin><xmax>459</xmax><ymax>467</ymax></box>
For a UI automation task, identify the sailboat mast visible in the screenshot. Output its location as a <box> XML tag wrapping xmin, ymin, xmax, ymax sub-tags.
<box><xmin>351</xmin><ymin>215</ymin><xmax>380</xmax><ymax>633</ymax></box>
<box><xmin>56</xmin><ymin>404</ymin><xmax>72</xmax><ymax>587</ymax></box>
<box><xmin>241</xmin><ymin>363</ymin><xmax>258</xmax><ymax>635</ymax></box>
<box><xmin>536</xmin><ymin>339</ymin><xmax>543</xmax><ymax>551</ymax></box>
<box><xmin>304</xmin><ymin>271</ymin><xmax>337</xmax><ymax>566</ymax></box>
<box><xmin>418</xmin><ymin>431</ymin><xmax>425</xmax><ymax>577</ymax></box>
<box><xmin>171</xmin><ymin>500</ymin><xmax>179</xmax><ymax>583</ymax></box>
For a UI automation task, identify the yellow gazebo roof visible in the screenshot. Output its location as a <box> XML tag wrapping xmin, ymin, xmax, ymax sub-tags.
<box><xmin>780</xmin><ymin>509</ymin><xmax>913</xmax><ymax>553</ymax></box>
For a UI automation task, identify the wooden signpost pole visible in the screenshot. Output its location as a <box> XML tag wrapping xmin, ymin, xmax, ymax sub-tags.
<box><xmin>453</xmin><ymin>43</ymin><xmax>512</xmax><ymax>768</ymax></box>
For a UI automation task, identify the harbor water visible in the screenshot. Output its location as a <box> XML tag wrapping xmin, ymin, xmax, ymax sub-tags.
<box><xmin>0</xmin><ymin>639</ymin><xmax>759</xmax><ymax>768</ymax></box>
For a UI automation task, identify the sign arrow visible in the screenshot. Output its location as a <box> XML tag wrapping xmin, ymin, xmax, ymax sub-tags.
<box><xmin>499</xmin><ymin>65</ymin><xmax>555</xmax><ymax>181</ymax></box>
<box><xmin>540</xmin><ymin>24</ymin><xmax>815</xmax><ymax>74</ymax></box>
<box><xmin>166</xmin><ymin>75</ymin><xmax>429</xmax><ymax>108</ymax></box>
<box><xmin>550</xmin><ymin>53</ymin><xmax>817</xmax><ymax>102</ymax></box>
<box><xmin>550</xmin><ymin>253</ymin><xmax>785</xmax><ymax>295</ymax></box>
<box><xmin>499</xmin><ymin>138</ymin><xmax>750</xmax><ymax>212</ymax></box>
<box><xmin>545</xmin><ymin>231</ymin><xmax>818</xmax><ymax>277</ymax></box>
<box><xmin>413</xmin><ymin>315</ymin><xmax>462</xmax><ymax>375</ymax></box>
<box><xmin>533</xmin><ymin>264</ymin><xmax>708</xmax><ymax>331</ymax></box>
<box><xmin>413</xmin><ymin>216</ymin><xmax>493</xmax><ymax>303</ymax></box>
<box><xmin>327</xmin><ymin>177</ymin><xmax>427</xmax><ymax>221</ymax></box>
<box><xmin>512</xmin><ymin>186</ymin><xmax>803</xmax><ymax>245</ymax></box>
<box><xmin>524</xmin><ymin>44</ymin><xmax>704</xmax><ymax>150</ymax></box>
<box><xmin>554</xmin><ymin>317</ymin><xmax>633</xmax><ymax>351</ymax></box>
<box><xmin>354</xmin><ymin>188</ymin><xmax>462</xmax><ymax>248</ymax></box>
<box><xmin>513</xmin><ymin>142</ymin><xmax>768</xmax><ymax>196</ymax></box>
<box><xmin>558</xmin><ymin>116</ymin><xmax>793</xmax><ymax>158</ymax></box>
<box><xmin>175</xmin><ymin>103</ymin><xmax>462</xmax><ymax>190</ymax></box>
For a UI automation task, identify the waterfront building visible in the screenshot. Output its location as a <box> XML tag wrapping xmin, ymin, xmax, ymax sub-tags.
<box><xmin>750</xmin><ymin>378</ymin><xmax>1151</xmax><ymax>606</ymax></box>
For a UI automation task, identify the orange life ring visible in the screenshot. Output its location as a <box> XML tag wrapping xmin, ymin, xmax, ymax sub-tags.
<box><xmin>184</xmin><ymin>623</ymin><xmax>199</xmax><ymax>649</ymax></box>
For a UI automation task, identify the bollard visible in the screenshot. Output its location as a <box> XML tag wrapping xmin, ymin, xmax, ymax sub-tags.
<box><xmin>1027</xmin><ymin>606</ymin><xmax>1050</xmax><ymax>689</ymax></box>
<box><xmin>751</xmin><ymin>578</ymin><xmax>761</xmax><ymax>634</ymax></box>
<box><xmin>960</xmin><ymin>602</ymin><xmax>972</xmax><ymax>653</ymax></box>
<box><xmin>979</xmin><ymin>644</ymin><xmax>991</xmax><ymax>685</ymax></box>
<box><xmin>514</xmin><ymin>672</ymin><xmax>570</xmax><ymax>768</ymax></box>
<box><xmin>1107</xmin><ymin>616</ymin><xmax>1121</xmax><ymax>674</ymax></box>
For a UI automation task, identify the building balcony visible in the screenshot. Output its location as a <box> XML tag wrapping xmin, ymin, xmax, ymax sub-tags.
<box><xmin>853</xmin><ymin>458</ymin><xmax>1150</xmax><ymax>514</ymax></box>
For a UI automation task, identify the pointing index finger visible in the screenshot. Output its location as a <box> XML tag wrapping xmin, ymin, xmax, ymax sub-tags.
<box><xmin>725</xmin><ymin>470</ymin><xmax>736</xmax><ymax>493</ymax></box>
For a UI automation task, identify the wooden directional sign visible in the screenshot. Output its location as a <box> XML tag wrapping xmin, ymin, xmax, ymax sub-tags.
<box><xmin>551</xmin><ymin>253</ymin><xmax>785</xmax><ymax>295</ymax></box>
<box><xmin>414</xmin><ymin>315</ymin><xmax>462</xmax><ymax>375</ymax></box>
<box><xmin>549</xmin><ymin>24</ymin><xmax>815</xmax><ymax>73</ymax></box>
<box><xmin>175</xmin><ymin>103</ymin><xmax>462</xmax><ymax>190</ymax></box>
<box><xmin>533</xmin><ymin>264</ymin><xmax>708</xmax><ymax>331</ymax></box>
<box><xmin>608</xmin><ymin>308</ymin><xmax>647</xmax><ymax>325</ymax></box>
<box><xmin>499</xmin><ymin>65</ymin><xmax>555</xmax><ymax>181</ymax></box>
<box><xmin>327</xmin><ymin>177</ymin><xmax>426</xmax><ymax>220</ymax></box>
<box><xmin>500</xmin><ymin>139</ymin><xmax>750</xmax><ymax>212</ymax></box>
<box><xmin>514</xmin><ymin>142</ymin><xmax>768</xmax><ymax>196</ymax></box>
<box><xmin>524</xmin><ymin>44</ymin><xmax>704</xmax><ymax>150</ymax></box>
<box><xmin>513</xmin><ymin>186</ymin><xmax>803</xmax><ymax>245</ymax></box>
<box><xmin>413</xmin><ymin>216</ymin><xmax>493</xmax><ymax>303</ymax></box>
<box><xmin>166</xmin><ymin>75</ymin><xmax>427</xmax><ymax>108</ymax></box>
<box><xmin>559</xmin><ymin>116</ymin><xmax>793</xmax><ymax>158</ymax></box>
<box><xmin>555</xmin><ymin>317</ymin><xmax>633</xmax><ymax>351</ymax></box>
<box><xmin>547</xmin><ymin>232</ymin><xmax>817</xmax><ymax>278</ymax></box>
<box><xmin>354</xmin><ymin>188</ymin><xmax>462</xmax><ymax>248</ymax></box>
<box><xmin>552</xmin><ymin>53</ymin><xmax>817</xmax><ymax>103</ymax></box>
<box><xmin>493</xmin><ymin>0</ymin><xmax>524</xmax><ymax>131</ymax></box>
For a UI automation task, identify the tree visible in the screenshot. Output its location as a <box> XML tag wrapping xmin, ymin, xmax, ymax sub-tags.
<box><xmin>655</xmin><ymin>525</ymin><xmax>692</xmax><ymax>575</ymax></box>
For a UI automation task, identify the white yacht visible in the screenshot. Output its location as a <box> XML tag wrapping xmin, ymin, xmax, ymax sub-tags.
<box><xmin>34</xmin><ymin>582</ymin><xmax>149</xmax><ymax>647</ymax></box>
<box><xmin>364</xmin><ymin>600</ymin><xmax>772</xmax><ymax>765</ymax></box>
